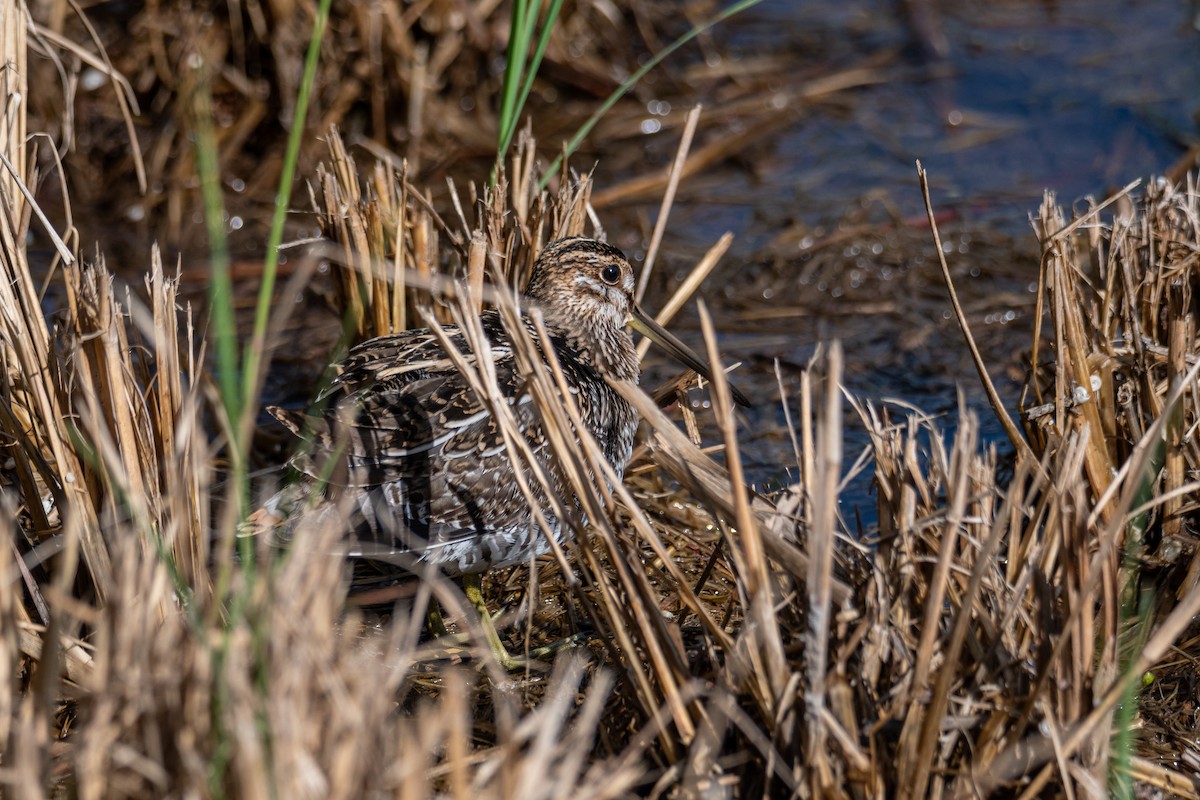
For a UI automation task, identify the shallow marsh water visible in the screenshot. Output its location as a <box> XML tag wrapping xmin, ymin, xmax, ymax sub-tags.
<box><xmin>607</xmin><ymin>0</ymin><xmax>1200</xmax><ymax>519</ymax></box>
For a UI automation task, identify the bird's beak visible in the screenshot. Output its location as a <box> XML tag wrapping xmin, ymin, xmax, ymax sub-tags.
<box><xmin>630</xmin><ymin>305</ymin><xmax>752</xmax><ymax>408</ymax></box>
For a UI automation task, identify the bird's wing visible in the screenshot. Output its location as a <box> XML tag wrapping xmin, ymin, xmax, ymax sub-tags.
<box><xmin>273</xmin><ymin>324</ymin><xmax>536</xmax><ymax>488</ymax></box>
<box><xmin>316</xmin><ymin>327</ymin><xmax>462</xmax><ymax>401</ymax></box>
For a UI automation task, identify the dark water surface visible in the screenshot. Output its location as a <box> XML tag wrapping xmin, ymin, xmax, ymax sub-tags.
<box><xmin>610</xmin><ymin>0</ymin><xmax>1200</xmax><ymax>521</ymax></box>
<box><xmin>725</xmin><ymin>0</ymin><xmax>1198</xmax><ymax>229</ymax></box>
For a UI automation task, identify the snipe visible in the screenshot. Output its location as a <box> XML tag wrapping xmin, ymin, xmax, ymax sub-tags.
<box><xmin>256</xmin><ymin>236</ymin><xmax>748</xmax><ymax>667</ymax></box>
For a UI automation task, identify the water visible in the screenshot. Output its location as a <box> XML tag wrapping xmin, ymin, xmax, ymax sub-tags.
<box><xmin>617</xmin><ymin>0</ymin><xmax>1200</xmax><ymax>520</ymax></box>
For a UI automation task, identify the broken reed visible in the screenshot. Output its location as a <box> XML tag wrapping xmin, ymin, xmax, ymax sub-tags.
<box><xmin>8</xmin><ymin>111</ymin><xmax>1200</xmax><ymax>796</ymax></box>
<box><xmin>1022</xmin><ymin>178</ymin><xmax>1200</xmax><ymax>796</ymax></box>
<box><xmin>1025</xmin><ymin>178</ymin><xmax>1200</xmax><ymax>576</ymax></box>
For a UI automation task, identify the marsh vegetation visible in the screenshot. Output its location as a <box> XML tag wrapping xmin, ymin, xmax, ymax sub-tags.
<box><xmin>4</xmin><ymin>1</ymin><xmax>1200</xmax><ymax>797</ymax></box>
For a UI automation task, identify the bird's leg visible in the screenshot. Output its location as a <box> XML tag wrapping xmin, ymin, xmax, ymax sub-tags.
<box><xmin>460</xmin><ymin>573</ymin><xmax>593</xmax><ymax>671</ymax></box>
<box><xmin>461</xmin><ymin>572</ymin><xmax>531</xmax><ymax>671</ymax></box>
<box><xmin>426</xmin><ymin>599</ymin><xmax>448</xmax><ymax>638</ymax></box>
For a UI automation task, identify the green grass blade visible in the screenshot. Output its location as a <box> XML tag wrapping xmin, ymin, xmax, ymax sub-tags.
<box><xmin>497</xmin><ymin>0</ymin><xmax>532</xmax><ymax>154</ymax></box>
<box><xmin>192</xmin><ymin>61</ymin><xmax>253</xmax><ymax>531</ymax></box>
<box><xmin>538</xmin><ymin>0</ymin><xmax>764</xmax><ymax>189</ymax></box>
<box><xmin>241</xmin><ymin>0</ymin><xmax>333</xmax><ymax>424</ymax></box>
<box><xmin>1109</xmin><ymin>433</ymin><xmax>1167</xmax><ymax>797</ymax></box>
<box><xmin>191</xmin><ymin>71</ymin><xmax>240</xmax><ymax>433</ymax></box>
<box><xmin>496</xmin><ymin>0</ymin><xmax>563</xmax><ymax>169</ymax></box>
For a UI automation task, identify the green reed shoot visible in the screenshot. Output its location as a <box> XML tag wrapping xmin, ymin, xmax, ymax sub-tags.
<box><xmin>191</xmin><ymin>0</ymin><xmax>331</xmax><ymax>520</ymax></box>
<box><xmin>189</xmin><ymin>4</ymin><xmax>334</xmax><ymax>775</ymax></box>
<box><xmin>191</xmin><ymin>67</ymin><xmax>240</xmax><ymax>446</ymax></box>
<box><xmin>495</xmin><ymin>0</ymin><xmax>563</xmax><ymax>181</ymax></box>
<box><xmin>242</xmin><ymin>0</ymin><xmax>333</xmax><ymax>423</ymax></box>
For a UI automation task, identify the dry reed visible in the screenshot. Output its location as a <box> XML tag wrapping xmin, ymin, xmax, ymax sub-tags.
<box><xmin>7</xmin><ymin>2</ymin><xmax>1200</xmax><ymax>798</ymax></box>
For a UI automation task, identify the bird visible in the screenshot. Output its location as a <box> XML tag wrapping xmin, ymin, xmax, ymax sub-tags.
<box><xmin>254</xmin><ymin>236</ymin><xmax>749</xmax><ymax>668</ymax></box>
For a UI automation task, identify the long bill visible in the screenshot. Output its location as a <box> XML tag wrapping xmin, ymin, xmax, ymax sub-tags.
<box><xmin>630</xmin><ymin>305</ymin><xmax>752</xmax><ymax>408</ymax></box>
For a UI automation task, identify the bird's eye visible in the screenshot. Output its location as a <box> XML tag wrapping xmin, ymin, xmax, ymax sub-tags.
<box><xmin>601</xmin><ymin>264</ymin><xmax>622</xmax><ymax>285</ymax></box>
